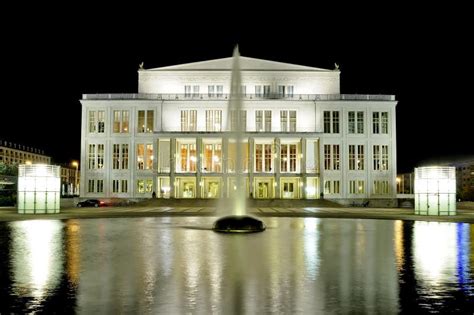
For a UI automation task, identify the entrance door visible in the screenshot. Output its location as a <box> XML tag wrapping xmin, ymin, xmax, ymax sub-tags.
<box><xmin>281</xmin><ymin>178</ymin><xmax>299</xmax><ymax>199</ymax></box>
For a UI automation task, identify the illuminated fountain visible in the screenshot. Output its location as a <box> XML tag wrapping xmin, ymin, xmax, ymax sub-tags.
<box><xmin>212</xmin><ymin>46</ymin><xmax>266</xmax><ymax>233</ymax></box>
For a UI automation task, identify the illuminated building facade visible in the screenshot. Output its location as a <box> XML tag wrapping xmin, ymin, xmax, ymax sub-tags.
<box><xmin>80</xmin><ymin>56</ymin><xmax>397</xmax><ymax>203</ymax></box>
<box><xmin>0</xmin><ymin>140</ymin><xmax>51</xmax><ymax>165</ymax></box>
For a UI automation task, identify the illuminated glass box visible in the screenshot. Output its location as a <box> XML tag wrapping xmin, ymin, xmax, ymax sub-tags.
<box><xmin>414</xmin><ymin>166</ymin><xmax>456</xmax><ymax>215</ymax></box>
<box><xmin>17</xmin><ymin>164</ymin><xmax>61</xmax><ymax>214</ymax></box>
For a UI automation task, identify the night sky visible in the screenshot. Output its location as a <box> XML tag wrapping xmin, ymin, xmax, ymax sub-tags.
<box><xmin>1</xmin><ymin>4</ymin><xmax>472</xmax><ymax>173</ymax></box>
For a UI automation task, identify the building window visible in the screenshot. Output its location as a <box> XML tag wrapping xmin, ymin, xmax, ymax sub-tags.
<box><xmin>374</xmin><ymin>180</ymin><xmax>390</xmax><ymax>194</ymax></box>
<box><xmin>373</xmin><ymin>111</ymin><xmax>389</xmax><ymax>134</ymax></box>
<box><xmin>137</xmin><ymin>144</ymin><xmax>153</xmax><ymax>170</ymax></box>
<box><xmin>97</xmin><ymin>180</ymin><xmax>104</xmax><ymax>193</ymax></box>
<box><xmin>206</xmin><ymin>110</ymin><xmax>222</xmax><ymax>132</ymax></box>
<box><xmin>178</xmin><ymin>143</ymin><xmax>197</xmax><ymax>172</ymax></box>
<box><xmin>255</xmin><ymin>85</ymin><xmax>270</xmax><ymax>98</ymax></box>
<box><xmin>263</xmin><ymin>85</ymin><xmax>271</xmax><ymax>98</ymax></box>
<box><xmin>255</xmin><ymin>143</ymin><xmax>272</xmax><ymax>172</ymax></box>
<box><xmin>373</xmin><ymin>145</ymin><xmax>389</xmax><ymax>171</ymax></box>
<box><xmin>88</xmin><ymin>111</ymin><xmax>105</xmax><ymax>133</ymax></box>
<box><xmin>216</xmin><ymin>85</ymin><xmax>223</xmax><ymax>97</ymax></box>
<box><xmin>240</xmin><ymin>85</ymin><xmax>246</xmax><ymax>96</ymax></box>
<box><xmin>112</xmin><ymin>144</ymin><xmax>129</xmax><ymax>170</ymax></box>
<box><xmin>88</xmin><ymin>179</ymin><xmax>95</xmax><ymax>193</ymax></box>
<box><xmin>357</xmin><ymin>112</ymin><xmax>364</xmax><ymax>134</ymax></box>
<box><xmin>185</xmin><ymin>85</ymin><xmax>191</xmax><ymax>98</ymax></box>
<box><xmin>181</xmin><ymin>110</ymin><xmax>197</xmax><ymax>131</ymax></box>
<box><xmin>137</xmin><ymin>110</ymin><xmax>154</xmax><ymax>133</ymax></box>
<box><xmin>207</xmin><ymin>85</ymin><xmax>223</xmax><ymax>98</ymax></box>
<box><xmin>113</xmin><ymin>110</ymin><xmax>129</xmax><ymax>133</ymax></box>
<box><xmin>280</xmin><ymin>110</ymin><xmax>296</xmax><ymax>132</ymax></box>
<box><xmin>324</xmin><ymin>144</ymin><xmax>340</xmax><ymax>170</ymax></box>
<box><xmin>113</xmin><ymin>144</ymin><xmax>120</xmax><ymax>169</ymax></box>
<box><xmin>255</xmin><ymin>110</ymin><xmax>272</xmax><ymax>132</ymax></box>
<box><xmin>324</xmin><ymin>180</ymin><xmax>340</xmax><ymax>194</ymax></box>
<box><xmin>280</xmin><ymin>144</ymin><xmax>297</xmax><ymax>173</ymax></box>
<box><xmin>208</xmin><ymin>85</ymin><xmax>215</xmax><ymax>97</ymax></box>
<box><xmin>203</xmin><ymin>143</ymin><xmax>222</xmax><ymax>172</ymax></box>
<box><xmin>112</xmin><ymin>180</ymin><xmax>119</xmax><ymax>193</ymax></box>
<box><xmin>230</xmin><ymin>110</ymin><xmax>247</xmax><ymax>131</ymax></box>
<box><xmin>137</xmin><ymin>179</ymin><xmax>153</xmax><ymax>193</ymax></box>
<box><xmin>122</xmin><ymin>144</ymin><xmax>129</xmax><ymax>169</ymax></box>
<box><xmin>348</xmin><ymin>145</ymin><xmax>365</xmax><ymax>170</ymax></box>
<box><xmin>277</xmin><ymin>85</ymin><xmax>294</xmax><ymax>98</ymax></box>
<box><xmin>381</xmin><ymin>112</ymin><xmax>389</xmax><ymax>134</ymax></box>
<box><xmin>88</xmin><ymin>144</ymin><xmax>104</xmax><ymax>169</ymax></box>
<box><xmin>88</xmin><ymin>144</ymin><xmax>95</xmax><ymax>169</ymax></box>
<box><xmin>193</xmin><ymin>85</ymin><xmax>199</xmax><ymax>97</ymax></box>
<box><xmin>348</xmin><ymin>111</ymin><xmax>364</xmax><ymax>134</ymax></box>
<box><xmin>349</xmin><ymin>180</ymin><xmax>365</xmax><ymax>194</ymax></box>
<box><xmin>121</xmin><ymin>180</ymin><xmax>128</xmax><ymax>193</ymax></box>
<box><xmin>323</xmin><ymin>111</ymin><xmax>340</xmax><ymax>133</ymax></box>
<box><xmin>97</xmin><ymin>144</ymin><xmax>104</xmax><ymax>169</ymax></box>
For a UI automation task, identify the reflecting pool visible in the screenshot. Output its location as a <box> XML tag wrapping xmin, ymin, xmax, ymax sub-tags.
<box><xmin>0</xmin><ymin>217</ymin><xmax>473</xmax><ymax>313</ymax></box>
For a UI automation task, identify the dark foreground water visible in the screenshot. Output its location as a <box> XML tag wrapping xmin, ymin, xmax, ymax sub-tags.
<box><xmin>0</xmin><ymin>217</ymin><xmax>472</xmax><ymax>313</ymax></box>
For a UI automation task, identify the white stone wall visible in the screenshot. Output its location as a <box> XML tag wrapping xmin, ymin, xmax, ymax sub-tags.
<box><xmin>138</xmin><ymin>70</ymin><xmax>340</xmax><ymax>95</ymax></box>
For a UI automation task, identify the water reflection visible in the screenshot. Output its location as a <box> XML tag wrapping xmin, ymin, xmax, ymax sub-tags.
<box><xmin>10</xmin><ymin>220</ymin><xmax>64</xmax><ymax>310</ymax></box>
<box><xmin>0</xmin><ymin>217</ymin><xmax>472</xmax><ymax>313</ymax></box>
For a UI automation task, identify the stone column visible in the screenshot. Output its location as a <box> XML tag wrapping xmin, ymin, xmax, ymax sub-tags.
<box><xmin>274</xmin><ymin>137</ymin><xmax>281</xmax><ymax>199</ymax></box>
<box><xmin>170</xmin><ymin>138</ymin><xmax>176</xmax><ymax>198</ymax></box>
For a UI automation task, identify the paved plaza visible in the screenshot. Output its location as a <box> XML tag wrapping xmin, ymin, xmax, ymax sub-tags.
<box><xmin>1</xmin><ymin>204</ymin><xmax>474</xmax><ymax>223</ymax></box>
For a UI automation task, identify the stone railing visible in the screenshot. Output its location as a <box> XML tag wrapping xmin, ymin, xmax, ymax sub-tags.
<box><xmin>82</xmin><ymin>93</ymin><xmax>395</xmax><ymax>101</ymax></box>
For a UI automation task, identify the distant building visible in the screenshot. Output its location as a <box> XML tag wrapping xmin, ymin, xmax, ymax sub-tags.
<box><xmin>397</xmin><ymin>172</ymin><xmax>414</xmax><ymax>194</ymax></box>
<box><xmin>59</xmin><ymin>164</ymin><xmax>80</xmax><ymax>196</ymax></box>
<box><xmin>0</xmin><ymin>140</ymin><xmax>51</xmax><ymax>165</ymax></box>
<box><xmin>450</xmin><ymin>159</ymin><xmax>474</xmax><ymax>200</ymax></box>
<box><xmin>80</xmin><ymin>55</ymin><xmax>397</xmax><ymax>203</ymax></box>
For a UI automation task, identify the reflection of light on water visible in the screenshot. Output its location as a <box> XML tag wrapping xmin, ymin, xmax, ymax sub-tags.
<box><xmin>413</xmin><ymin>222</ymin><xmax>457</xmax><ymax>284</ymax></box>
<box><xmin>304</xmin><ymin>218</ymin><xmax>320</xmax><ymax>280</ymax></box>
<box><xmin>394</xmin><ymin>220</ymin><xmax>404</xmax><ymax>271</ymax></box>
<box><xmin>456</xmin><ymin>223</ymin><xmax>470</xmax><ymax>288</ymax></box>
<box><xmin>11</xmin><ymin>220</ymin><xmax>63</xmax><ymax>302</ymax></box>
<box><xmin>66</xmin><ymin>220</ymin><xmax>80</xmax><ymax>286</ymax></box>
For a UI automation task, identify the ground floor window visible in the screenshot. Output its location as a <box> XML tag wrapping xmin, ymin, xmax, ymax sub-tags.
<box><xmin>175</xmin><ymin>177</ymin><xmax>196</xmax><ymax>198</ymax></box>
<box><xmin>324</xmin><ymin>180</ymin><xmax>340</xmax><ymax>195</ymax></box>
<box><xmin>349</xmin><ymin>180</ymin><xmax>365</xmax><ymax>194</ymax></box>
<box><xmin>157</xmin><ymin>177</ymin><xmax>171</xmax><ymax>198</ymax></box>
<box><xmin>254</xmin><ymin>178</ymin><xmax>274</xmax><ymax>199</ymax></box>
<box><xmin>306</xmin><ymin>177</ymin><xmax>319</xmax><ymax>199</ymax></box>
<box><xmin>373</xmin><ymin>180</ymin><xmax>390</xmax><ymax>195</ymax></box>
<box><xmin>137</xmin><ymin>179</ymin><xmax>153</xmax><ymax>194</ymax></box>
<box><xmin>201</xmin><ymin>177</ymin><xmax>220</xmax><ymax>198</ymax></box>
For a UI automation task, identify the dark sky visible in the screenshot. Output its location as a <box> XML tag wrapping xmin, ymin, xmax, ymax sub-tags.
<box><xmin>0</xmin><ymin>3</ymin><xmax>472</xmax><ymax>173</ymax></box>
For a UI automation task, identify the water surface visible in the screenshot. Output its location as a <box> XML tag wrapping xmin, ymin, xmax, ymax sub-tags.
<box><xmin>0</xmin><ymin>217</ymin><xmax>472</xmax><ymax>313</ymax></box>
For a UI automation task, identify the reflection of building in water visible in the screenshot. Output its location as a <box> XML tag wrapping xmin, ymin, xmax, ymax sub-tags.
<box><xmin>73</xmin><ymin>217</ymin><xmax>401</xmax><ymax>313</ymax></box>
<box><xmin>10</xmin><ymin>221</ymin><xmax>63</xmax><ymax>302</ymax></box>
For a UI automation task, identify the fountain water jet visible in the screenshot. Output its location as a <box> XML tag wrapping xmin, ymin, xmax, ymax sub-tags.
<box><xmin>212</xmin><ymin>46</ymin><xmax>266</xmax><ymax>233</ymax></box>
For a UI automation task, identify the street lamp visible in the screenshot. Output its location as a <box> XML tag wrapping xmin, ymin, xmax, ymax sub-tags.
<box><xmin>72</xmin><ymin>161</ymin><xmax>79</xmax><ymax>196</ymax></box>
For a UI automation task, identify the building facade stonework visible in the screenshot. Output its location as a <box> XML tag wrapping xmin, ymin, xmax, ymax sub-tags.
<box><xmin>80</xmin><ymin>56</ymin><xmax>397</xmax><ymax>203</ymax></box>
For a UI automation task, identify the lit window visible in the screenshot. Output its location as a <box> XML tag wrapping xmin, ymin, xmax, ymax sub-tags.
<box><xmin>206</xmin><ymin>110</ymin><xmax>222</xmax><ymax>132</ymax></box>
<box><xmin>181</xmin><ymin>110</ymin><xmax>197</xmax><ymax>131</ymax></box>
<box><xmin>137</xmin><ymin>110</ymin><xmax>154</xmax><ymax>133</ymax></box>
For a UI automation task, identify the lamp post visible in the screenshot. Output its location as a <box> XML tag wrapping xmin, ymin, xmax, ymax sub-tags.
<box><xmin>72</xmin><ymin>161</ymin><xmax>79</xmax><ymax>196</ymax></box>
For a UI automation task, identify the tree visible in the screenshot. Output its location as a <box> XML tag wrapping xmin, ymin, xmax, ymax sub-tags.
<box><xmin>0</xmin><ymin>162</ymin><xmax>18</xmax><ymax>176</ymax></box>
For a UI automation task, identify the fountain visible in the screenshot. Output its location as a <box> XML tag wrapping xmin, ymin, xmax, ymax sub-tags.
<box><xmin>212</xmin><ymin>46</ymin><xmax>266</xmax><ymax>233</ymax></box>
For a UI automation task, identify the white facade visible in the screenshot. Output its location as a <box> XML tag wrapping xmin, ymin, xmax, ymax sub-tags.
<box><xmin>80</xmin><ymin>56</ymin><xmax>397</xmax><ymax>202</ymax></box>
